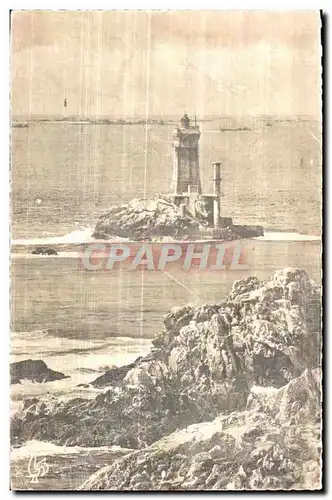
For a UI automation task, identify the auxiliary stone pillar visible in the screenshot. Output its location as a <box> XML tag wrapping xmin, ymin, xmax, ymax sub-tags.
<box><xmin>212</xmin><ymin>162</ymin><xmax>221</xmax><ymax>229</ymax></box>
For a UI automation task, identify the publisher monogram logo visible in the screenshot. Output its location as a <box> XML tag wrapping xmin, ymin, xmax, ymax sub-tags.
<box><xmin>80</xmin><ymin>242</ymin><xmax>249</xmax><ymax>272</ymax></box>
<box><xmin>27</xmin><ymin>454</ymin><xmax>49</xmax><ymax>484</ymax></box>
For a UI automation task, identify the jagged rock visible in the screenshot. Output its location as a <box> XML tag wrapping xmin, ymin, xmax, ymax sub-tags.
<box><xmin>10</xmin><ymin>359</ymin><xmax>68</xmax><ymax>384</ymax></box>
<box><xmin>80</xmin><ymin>369</ymin><xmax>321</xmax><ymax>491</ymax></box>
<box><xmin>92</xmin><ymin>197</ymin><xmax>199</xmax><ymax>240</ymax></box>
<box><xmin>92</xmin><ymin>197</ymin><xmax>264</xmax><ymax>241</ymax></box>
<box><xmin>216</xmin><ymin>225</ymin><xmax>264</xmax><ymax>241</ymax></box>
<box><xmin>11</xmin><ymin>269</ymin><xmax>321</xmax><ymax>454</ymax></box>
<box><xmin>91</xmin><ymin>358</ymin><xmax>142</xmax><ymax>387</ymax></box>
<box><xmin>31</xmin><ymin>247</ymin><xmax>58</xmax><ymax>255</ymax></box>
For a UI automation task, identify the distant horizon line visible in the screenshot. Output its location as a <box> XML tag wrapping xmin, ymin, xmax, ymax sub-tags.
<box><xmin>12</xmin><ymin>112</ymin><xmax>320</xmax><ymax>121</ymax></box>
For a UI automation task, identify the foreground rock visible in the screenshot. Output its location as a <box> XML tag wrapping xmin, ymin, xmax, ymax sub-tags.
<box><xmin>90</xmin><ymin>358</ymin><xmax>142</xmax><ymax>388</ymax></box>
<box><xmin>10</xmin><ymin>360</ymin><xmax>68</xmax><ymax>385</ymax></box>
<box><xmin>81</xmin><ymin>369</ymin><xmax>321</xmax><ymax>490</ymax></box>
<box><xmin>11</xmin><ymin>269</ymin><xmax>321</xmax><ymax>450</ymax></box>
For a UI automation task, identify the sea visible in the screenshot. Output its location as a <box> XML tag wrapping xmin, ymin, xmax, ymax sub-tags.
<box><xmin>11</xmin><ymin>116</ymin><xmax>322</xmax><ymax>400</ymax></box>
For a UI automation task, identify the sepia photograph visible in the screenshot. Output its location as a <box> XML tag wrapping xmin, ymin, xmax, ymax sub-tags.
<box><xmin>10</xmin><ymin>10</ymin><xmax>322</xmax><ymax>491</ymax></box>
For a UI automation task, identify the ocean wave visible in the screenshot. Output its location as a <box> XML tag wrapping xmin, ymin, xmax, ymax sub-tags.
<box><xmin>12</xmin><ymin>251</ymin><xmax>81</xmax><ymax>259</ymax></box>
<box><xmin>11</xmin><ymin>440</ymin><xmax>128</xmax><ymax>459</ymax></box>
<box><xmin>255</xmin><ymin>231</ymin><xmax>320</xmax><ymax>242</ymax></box>
<box><xmin>11</xmin><ymin>331</ymin><xmax>152</xmax><ymax>375</ymax></box>
<box><xmin>11</xmin><ymin>330</ymin><xmax>152</xmax><ymax>357</ymax></box>
<box><xmin>11</xmin><ymin>227</ymin><xmax>95</xmax><ymax>245</ymax></box>
<box><xmin>11</xmin><ymin>329</ymin><xmax>54</xmax><ymax>340</ymax></box>
<box><xmin>11</xmin><ymin>331</ymin><xmax>152</xmax><ymax>399</ymax></box>
<box><xmin>12</xmin><ymin>227</ymin><xmax>128</xmax><ymax>246</ymax></box>
<box><xmin>12</xmin><ymin>227</ymin><xmax>320</xmax><ymax>247</ymax></box>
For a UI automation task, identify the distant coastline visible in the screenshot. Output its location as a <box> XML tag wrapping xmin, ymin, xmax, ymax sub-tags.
<box><xmin>12</xmin><ymin>118</ymin><xmax>173</xmax><ymax>127</ymax></box>
<box><xmin>12</xmin><ymin>114</ymin><xmax>319</xmax><ymax>128</ymax></box>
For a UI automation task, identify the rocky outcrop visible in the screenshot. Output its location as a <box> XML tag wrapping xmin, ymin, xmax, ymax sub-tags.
<box><xmin>11</xmin><ymin>368</ymin><xmax>207</xmax><ymax>449</ymax></box>
<box><xmin>80</xmin><ymin>369</ymin><xmax>321</xmax><ymax>490</ymax></box>
<box><xmin>10</xmin><ymin>360</ymin><xmax>68</xmax><ymax>385</ymax></box>
<box><xmin>213</xmin><ymin>225</ymin><xmax>264</xmax><ymax>240</ymax></box>
<box><xmin>11</xmin><ymin>269</ymin><xmax>321</xmax><ymax>457</ymax></box>
<box><xmin>92</xmin><ymin>198</ymin><xmax>200</xmax><ymax>240</ymax></box>
<box><xmin>31</xmin><ymin>247</ymin><xmax>58</xmax><ymax>255</ymax></box>
<box><xmin>90</xmin><ymin>358</ymin><xmax>142</xmax><ymax>388</ymax></box>
<box><xmin>92</xmin><ymin>196</ymin><xmax>264</xmax><ymax>241</ymax></box>
<box><xmin>153</xmin><ymin>268</ymin><xmax>320</xmax><ymax>388</ymax></box>
<box><xmin>228</xmin><ymin>224</ymin><xmax>263</xmax><ymax>238</ymax></box>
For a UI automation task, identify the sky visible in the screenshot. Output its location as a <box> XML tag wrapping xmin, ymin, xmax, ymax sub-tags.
<box><xmin>11</xmin><ymin>10</ymin><xmax>322</xmax><ymax>117</ymax></box>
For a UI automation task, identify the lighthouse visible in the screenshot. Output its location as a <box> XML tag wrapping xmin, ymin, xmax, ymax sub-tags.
<box><xmin>171</xmin><ymin>114</ymin><xmax>202</xmax><ymax>195</ymax></box>
<box><xmin>169</xmin><ymin>114</ymin><xmax>234</xmax><ymax>232</ymax></box>
<box><xmin>167</xmin><ymin>114</ymin><xmax>264</xmax><ymax>238</ymax></box>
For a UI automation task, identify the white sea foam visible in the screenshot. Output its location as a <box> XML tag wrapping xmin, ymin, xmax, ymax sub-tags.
<box><xmin>11</xmin><ymin>332</ymin><xmax>152</xmax><ymax>373</ymax></box>
<box><xmin>251</xmin><ymin>385</ymin><xmax>279</xmax><ymax>394</ymax></box>
<box><xmin>12</xmin><ymin>227</ymin><xmax>130</xmax><ymax>246</ymax></box>
<box><xmin>12</xmin><ymin>251</ymin><xmax>81</xmax><ymax>259</ymax></box>
<box><xmin>11</xmin><ymin>330</ymin><xmax>152</xmax><ymax>398</ymax></box>
<box><xmin>11</xmin><ymin>440</ymin><xmax>127</xmax><ymax>459</ymax></box>
<box><xmin>255</xmin><ymin>231</ymin><xmax>320</xmax><ymax>242</ymax></box>
<box><xmin>11</xmin><ymin>227</ymin><xmax>96</xmax><ymax>245</ymax></box>
<box><xmin>12</xmin><ymin>227</ymin><xmax>320</xmax><ymax>247</ymax></box>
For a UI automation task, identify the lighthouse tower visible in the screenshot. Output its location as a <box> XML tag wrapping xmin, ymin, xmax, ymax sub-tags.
<box><xmin>171</xmin><ymin>114</ymin><xmax>202</xmax><ymax>195</ymax></box>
